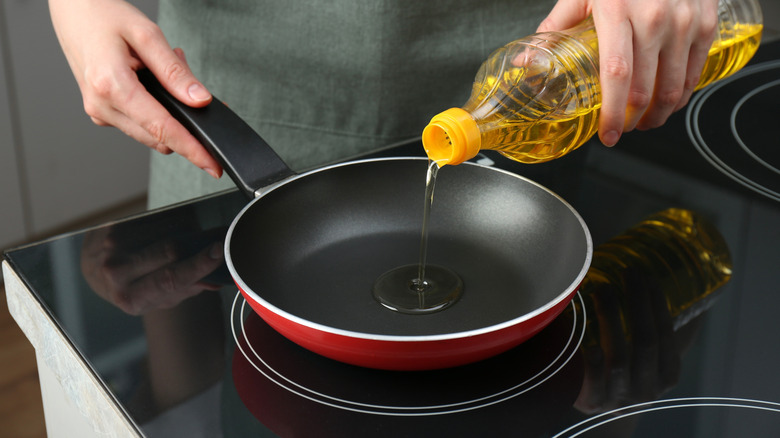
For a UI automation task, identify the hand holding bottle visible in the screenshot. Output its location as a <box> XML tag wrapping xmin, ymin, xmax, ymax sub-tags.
<box><xmin>49</xmin><ymin>0</ymin><xmax>222</xmax><ymax>178</ymax></box>
<box><xmin>422</xmin><ymin>0</ymin><xmax>761</xmax><ymax>166</ymax></box>
<box><xmin>537</xmin><ymin>0</ymin><xmax>721</xmax><ymax>146</ymax></box>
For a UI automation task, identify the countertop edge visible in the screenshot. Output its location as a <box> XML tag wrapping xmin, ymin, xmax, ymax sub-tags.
<box><xmin>3</xmin><ymin>260</ymin><xmax>142</xmax><ymax>438</ymax></box>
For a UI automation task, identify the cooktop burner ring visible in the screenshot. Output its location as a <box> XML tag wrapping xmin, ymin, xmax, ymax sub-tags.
<box><xmin>686</xmin><ymin>60</ymin><xmax>780</xmax><ymax>203</ymax></box>
<box><xmin>732</xmin><ymin>78</ymin><xmax>780</xmax><ymax>176</ymax></box>
<box><xmin>553</xmin><ymin>397</ymin><xmax>780</xmax><ymax>437</ymax></box>
<box><xmin>230</xmin><ymin>291</ymin><xmax>586</xmax><ymax>416</ymax></box>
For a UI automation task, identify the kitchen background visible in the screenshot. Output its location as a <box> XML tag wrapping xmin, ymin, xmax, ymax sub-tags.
<box><xmin>1</xmin><ymin>0</ymin><xmax>779</xmax><ymax>251</ymax></box>
<box><xmin>0</xmin><ymin>0</ymin><xmax>159</xmax><ymax>251</ymax></box>
<box><xmin>1</xmin><ymin>1</ymin><xmax>780</xmax><ymax>437</ymax></box>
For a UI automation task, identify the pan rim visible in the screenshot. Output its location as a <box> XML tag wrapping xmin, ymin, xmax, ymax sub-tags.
<box><xmin>225</xmin><ymin>157</ymin><xmax>593</xmax><ymax>342</ymax></box>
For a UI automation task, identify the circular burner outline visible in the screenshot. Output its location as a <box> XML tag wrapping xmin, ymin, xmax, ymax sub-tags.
<box><xmin>552</xmin><ymin>397</ymin><xmax>780</xmax><ymax>437</ymax></box>
<box><xmin>731</xmin><ymin>78</ymin><xmax>780</xmax><ymax>175</ymax></box>
<box><xmin>686</xmin><ymin>60</ymin><xmax>780</xmax><ymax>202</ymax></box>
<box><xmin>231</xmin><ymin>291</ymin><xmax>586</xmax><ymax>416</ymax></box>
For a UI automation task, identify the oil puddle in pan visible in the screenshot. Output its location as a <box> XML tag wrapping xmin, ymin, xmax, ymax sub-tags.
<box><xmin>372</xmin><ymin>160</ymin><xmax>464</xmax><ymax>314</ymax></box>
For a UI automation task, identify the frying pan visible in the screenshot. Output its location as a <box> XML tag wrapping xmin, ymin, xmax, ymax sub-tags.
<box><xmin>139</xmin><ymin>70</ymin><xmax>592</xmax><ymax>371</ymax></box>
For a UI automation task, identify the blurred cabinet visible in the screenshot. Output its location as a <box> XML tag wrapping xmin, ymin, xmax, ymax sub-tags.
<box><xmin>0</xmin><ymin>46</ymin><xmax>26</xmax><ymax>249</ymax></box>
<box><xmin>761</xmin><ymin>0</ymin><xmax>780</xmax><ymax>41</ymax></box>
<box><xmin>1</xmin><ymin>0</ymin><xmax>158</xmax><ymax>250</ymax></box>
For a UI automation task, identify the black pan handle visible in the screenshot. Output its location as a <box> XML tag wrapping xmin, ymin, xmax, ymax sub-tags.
<box><xmin>137</xmin><ymin>69</ymin><xmax>295</xmax><ymax>198</ymax></box>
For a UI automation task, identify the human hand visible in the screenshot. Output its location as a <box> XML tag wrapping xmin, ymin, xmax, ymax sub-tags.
<box><xmin>537</xmin><ymin>0</ymin><xmax>720</xmax><ymax>146</ymax></box>
<box><xmin>49</xmin><ymin>0</ymin><xmax>222</xmax><ymax>178</ymax></box>
<box><xmin>80</xmin><ymin>215</ymin><xmax>227</xmax><ymax>315</ymax></box>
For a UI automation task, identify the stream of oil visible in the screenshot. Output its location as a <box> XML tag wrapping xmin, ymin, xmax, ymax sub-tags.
<box><xmin>372</xmin><ymin>160</ymin><xmax>463</xmax><ymax>314</ymax></box>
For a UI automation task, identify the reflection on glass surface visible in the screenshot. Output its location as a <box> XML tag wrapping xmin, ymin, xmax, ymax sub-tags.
<box><xmin>4</xmin><ymin>190</ymin><xmax>246</xmax><ymax>434</ymax></box>
<box><xmin>574</xmin><ymin>208</ymin><xmax>733</xmax><ymax>415</ymax></box>
<box><xmin>80</xmin><ymin>206</ymin><xmax>228</xmax><ymax>316</ymax></box>
<box><xmin>75</xmin><ymin>193</ymin><xmax>243</xmax><ymax>431</ymax></box>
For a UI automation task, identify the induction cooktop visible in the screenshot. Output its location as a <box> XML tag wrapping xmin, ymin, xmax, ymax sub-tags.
<box><xmin>4</xmin><ymin>40</ymin><xmax>780</xmax><ymax>438</ymax></box>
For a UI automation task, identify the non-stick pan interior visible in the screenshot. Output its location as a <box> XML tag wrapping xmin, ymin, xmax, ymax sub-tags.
<box><xmin>229</xmin><ymin>158</ymin><xmax>590</xmax><ymax>337</ymax></box>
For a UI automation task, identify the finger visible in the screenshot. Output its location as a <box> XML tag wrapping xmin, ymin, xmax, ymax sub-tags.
<box><xmin>673</xmin><ymin>42</ymin><xmax>708</xmax><ymax>112</ymax></box>
<box><xmin>118</xmin><ymin>74</ymin><xmax>223</xmax><ymax>178</ymax></box>
<box><xmin>620</xmin><ymin>21</ymin><xmax>663</xmax><ymax>132</ymax></box>
<box><xmin>113</xmin><ymin>28</ymin><xmax>222</xmax><ymax>176</ymax></box>
<box><xmin>92</xmin><ymin>106</ymin><xmax>174</xmax><ymax>154</ymax></box>
<box><xmin>97</xmin><ymin>87</ymin><xmax>217</xmax><ymax>171</ymax></box>
<box><xmin>634</xmin><ymin>5</ymin><xmax>699</xmax><ymax>130</ymax></box>
<box><xmin>674</xmin><ymin>29</ymin><xmax>718</xmax><ymax>111</ymax></box>
<box><xmin>77</xmin><ymin>52</ymin><xmax>222</xmax><ymax>177</ymax></box>
<box><xmin>634</xmin><ymin>44</ymin><xmax>687</xmax><ymax>131</ymax></box>
<box><xmin>173</xmin><ymin>47</ymin><xmax>187</xmax><ymax>63</ymax></box>
<box><xmin>590</xmin><ymin>10</ymin><xmax>634</xmax><ymax>146</ymax></box>
<box><xmin>121</xmin><ymin>23</ymin><xmax>212</xmax><ymax>108</ymax></box>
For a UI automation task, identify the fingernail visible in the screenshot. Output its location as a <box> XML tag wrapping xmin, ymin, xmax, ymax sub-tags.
<box><xmin>188</xmin><ymin>83</ymin><xmax>211</xmax><ymax>102</ymax></box>
<box><xmin>203</xmin><ymin>167</ymin><xmax>221</xmax><ymax>179</ymax></box>
<box><xmin>602</xmin><ymin>130</ymin><xmax>620</xmax><ymax>147</ymax></box>
<box><xmin>209</xmin><ymin>242</ymin><xmax>224</xmax><ymax>260</ymax></box>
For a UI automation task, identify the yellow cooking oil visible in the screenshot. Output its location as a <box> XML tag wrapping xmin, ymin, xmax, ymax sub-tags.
<box><xmin>463</xmin><ymin>68</ymin><xmax>601</xmax><ymax>164</ymax></box>
<box><xmin>697</xmin><ymin>22</ymin><xmax>763</xmax><ymax>89</ymax></box>
<box><xmin>422</xmin><ymin>0</ymin><xmax>763</xmax><ymax>166</ymax></box>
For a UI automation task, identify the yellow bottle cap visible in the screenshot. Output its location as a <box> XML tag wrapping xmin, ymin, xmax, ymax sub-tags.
<box><xmin>422</xmin><ymin>108</ymin><xmax>481</xmax><ymax>166</ymax></box>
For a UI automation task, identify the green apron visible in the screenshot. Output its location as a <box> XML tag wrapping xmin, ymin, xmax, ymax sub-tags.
<box><xmin>149</xmin><ymin>0</ymin><xmax>555</xmax><ymax>208</ymax></box>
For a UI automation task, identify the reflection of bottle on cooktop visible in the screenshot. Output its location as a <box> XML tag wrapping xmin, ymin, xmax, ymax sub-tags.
<box><xmin>422</xmin><ymin>0</ymin><xmax>763</xmax><ymax>166</ymax></box>
<box><xmin>580</xmin><ymin>208</ymin><xmax>733</xmax><ymax>343</ymax></box>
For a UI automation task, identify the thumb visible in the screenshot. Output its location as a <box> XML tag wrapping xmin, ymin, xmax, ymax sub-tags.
<box><xmin>127</xmin><ymin>27</ymin><xmax>212</xmax><ymax>108</ymax></box>
<box><xmin>169</xmin><ymin>47</ymin><xmax>212</xmax><ymax>107</ymax></box>
<box><xmin>154</xmin><ymin>54</ymin><xmax>212</xmax><ymax>108</ymax></box>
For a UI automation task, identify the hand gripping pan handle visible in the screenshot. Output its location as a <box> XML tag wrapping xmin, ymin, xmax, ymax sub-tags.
<box><xmin>137</xmin><ymin>69</ymin><xmax>295</xmax><ymax>198</ymax></box>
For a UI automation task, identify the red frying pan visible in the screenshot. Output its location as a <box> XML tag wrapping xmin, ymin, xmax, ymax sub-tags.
<box><xmin>140</xmin><ymin>70</ymin><xmax>592</xmax><ymax>370</ymax></box>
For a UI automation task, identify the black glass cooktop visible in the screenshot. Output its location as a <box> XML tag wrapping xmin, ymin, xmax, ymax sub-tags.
<box><xmin>5</xmin><ymin>41</ymin><xmax>780</xmax><ymax>438</ymax></box>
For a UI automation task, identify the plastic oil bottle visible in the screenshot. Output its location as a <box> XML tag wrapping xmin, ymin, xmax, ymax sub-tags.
<box><xmin>422</xmin><ymin>0</ymin><xmax>763</xmax><ymax>166</ymax></box>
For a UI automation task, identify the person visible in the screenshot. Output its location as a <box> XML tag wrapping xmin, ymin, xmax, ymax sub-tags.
<box><xmin>53</xmin><ymin>2</ymin><xmax>719</xmax><ymax>433</ymax></box>
<box><xmin>49</xmin><ymin>0</ymin><xmax>720</xmax><ymax>208</ymax></box>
